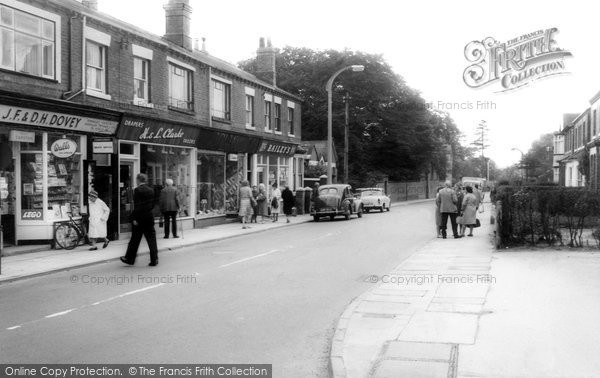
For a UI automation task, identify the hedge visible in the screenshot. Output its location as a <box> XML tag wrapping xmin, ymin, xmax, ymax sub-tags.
<box><xmin>495</xmin><ymin>186</ymin><xmax>600</xmax><ymax>247</ymax></box>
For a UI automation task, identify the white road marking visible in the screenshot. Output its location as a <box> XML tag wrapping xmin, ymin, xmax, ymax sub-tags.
<box><xmin>45</xmin><ymin>309</ymin><xmax>75</xmax><ymax>318</ymax></box>
<box><xmin>5</xmin><ymin>283</ymin><xmax>166</xmax><ymax>331</ymax></box>
<box><xmin>219</xmin><ymin>249</ymin><xmax>280</xmax><ymax>268</ymax></box>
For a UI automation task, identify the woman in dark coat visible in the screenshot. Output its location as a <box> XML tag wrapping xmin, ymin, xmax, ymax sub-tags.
<box><xmin>281</xmin><ymin>185</ymin><xmax>295</xmax><ymax>223</ymax></box>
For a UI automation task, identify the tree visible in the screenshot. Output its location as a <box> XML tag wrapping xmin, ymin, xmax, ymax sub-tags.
<box><xmin>523</xmin><ymin>133</ymin><xmax>554</xmax><ymax>184</ymax></box>
<box><xmin>239</xmin><ymin>47</ymin><xmax>462</xmax><ymax>186</ymax></box>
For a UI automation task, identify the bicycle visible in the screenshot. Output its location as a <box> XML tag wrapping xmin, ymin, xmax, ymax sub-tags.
<box><xmin>53</xmin><ymin>212</ymin><xmax>90</xmax><ymax>250</ymax></box>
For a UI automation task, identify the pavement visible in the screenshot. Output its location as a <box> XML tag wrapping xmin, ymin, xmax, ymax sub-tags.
<box><xmin>0</xmin><ymin>198</ymin><xmax>436</xmax><ymax>377</ymax></box>
<box><xmin>330</xmin><ymin>201</ymin><xmax>600</xmax><ymax>377</ymax></box>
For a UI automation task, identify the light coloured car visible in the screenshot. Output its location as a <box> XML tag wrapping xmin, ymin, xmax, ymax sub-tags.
<box><xmin>356</xmin><ymin>188</ymin><xmax>391</xmax><ymax>212</ymax></box>
<box><xmin>311</xmin><ymin>184</ymin><xmax>363</xmax><ymax>222</ymax></box>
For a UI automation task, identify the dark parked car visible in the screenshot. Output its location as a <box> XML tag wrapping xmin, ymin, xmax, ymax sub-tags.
<box><xmin>311</xmin><ymin>184</ymin><xmax>363</xmax><ymax>222</ymax></box>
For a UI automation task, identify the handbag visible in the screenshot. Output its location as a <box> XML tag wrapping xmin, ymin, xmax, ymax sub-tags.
<box><xmin>250</xmin><ymin>197</ymin><xmax>257</xmax><ymax>208</ymax></box>
<box><xmin>456</xmin><ymin>215</ymin><xmax>463</xmax><ymax>225</ymax></box>
<box><xmin>478</xmin><ymin>205</ymin><xmax>484</xmax><ymax>214</ymax></box>
<box><xmin>271</xmin><ymin>197</ymin><xmax>279</xmax><ymax>209</ymax></box>
<box><xmin>474</xmin><ymin>219</ymin><xmax>481</xmax><ymax>228</ymax></box>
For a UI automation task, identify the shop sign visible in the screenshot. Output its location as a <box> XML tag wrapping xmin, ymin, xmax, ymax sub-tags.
<box><xmin>258</xmin><ymin>140</ymin><xmax>296</xmax><ymax>156</ymax></box>
<box><xmin>117</xmin><ymin>117</ymin><xmax>199</xmax><ymax>147</ymax></box>
<box><xmin>9</xmin><ymin>130</ymin><xmax>35</xmax><ymax>143</ymax></box>
<box><xmin>21</xmin><ymin>210</ymin><xmax>43</xmax><ymax>220</ymax></box>
<box><xmin>0</xmin><ymin>104</ymin><xmax>118</xmax><ymax>134</ymax></box>
<box><xmin>197</xmin><ymin>129</ymin><xmax>262</xmax><ymax>154</ymax></box>
<box><xmin>50</xmin><ymin>138</ymin><xmax>77</xmax><ymax>158</ymax></box>
<box><xmin>228</xmin><ymin>154</ymin><xmax>238</xmax><ymax>162</ymax></box>
<box><xmin>92</xmin><ymin>139</ymin><xmax>114</xmax><ymax>153</ymax></box>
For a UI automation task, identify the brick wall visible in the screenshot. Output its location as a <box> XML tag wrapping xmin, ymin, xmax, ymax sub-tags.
<box><xmin>1</xmin><ymin>0</ymin><xmax>301</xmax><ymax>146</ymax></box>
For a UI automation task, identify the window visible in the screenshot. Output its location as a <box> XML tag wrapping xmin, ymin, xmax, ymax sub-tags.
<box><xmin>134</xmin><ymin>57</ymin><xmax>149</xmax><ymax>102</ymax></box>
<box><xmin>274</xmin><ymin>103</ymin><xmax>281</xmax><ymax>132</ymax></box>
<box><xmin>245</xmin><ymin>95</ymin><xmax>254</xmax><ymax>127</ymax></box>
<box><xmin>0</xmin><ymin>4</ymin><xmax>56</xmax><ymax>79</ymax></box>
<box><xmin>86</xmin><ymin>41</ymin><xmax>106</xmax><ymax>93</ymax></box>
<box><xmin>264</xmin><ymin>101</ymin><xmax>272</xmax><ymax>131</ymax></box>
<box><xmin>594</xmin><ymin>110</ymin><xmax>597</xmax><ymax>137</ymax></box>
<box><xmin>211</xmin><ymin>80</ymin><xmax>231</xmax><ymax>120</ymax></box>
<box><xmin>169</xmin><ymin>64</ymin><xmax>193</xmax><ymax>110</ymax></box>
<box><xmin>288</xmin><ymin>107</ymin><xmax>295</xmax><ymax>135</ymax></box>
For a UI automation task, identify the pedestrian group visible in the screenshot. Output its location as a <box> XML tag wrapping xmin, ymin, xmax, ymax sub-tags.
<box><xmin>435</xmin><ymin>180</ymin><xmax>484</xmax><ymax>239</ymax></box>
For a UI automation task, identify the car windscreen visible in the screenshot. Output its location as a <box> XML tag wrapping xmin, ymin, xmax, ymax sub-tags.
<box><xmin>319</xmin><ymin>187</ymin><xmax>339</xmax><ymax>195</ymax></box>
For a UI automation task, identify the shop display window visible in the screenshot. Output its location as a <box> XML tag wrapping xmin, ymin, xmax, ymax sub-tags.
<box><xmin>140</xmin><ymin>144</ymin><xmax>192</xmax><ymax>218</ymax></box>
<box><xmin>196</xmin><ymin>153</ymin><xmax>225</xmax><ymax>218</ymax></box>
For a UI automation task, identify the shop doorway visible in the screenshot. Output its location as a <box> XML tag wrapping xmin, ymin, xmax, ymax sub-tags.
<box><xmin>119</xmin><ymin>161</ymin><xmax>134</xmax><ymax>234</ymax></box>
<box><xmin>91</xmin><ymin>154</ymin><xmax>118</xmax><ymax>240</ymax></box>
<box><xmin>0</xmin><ymin>147</ymin><xmax>15</xmax><ymax>246</ymax></box>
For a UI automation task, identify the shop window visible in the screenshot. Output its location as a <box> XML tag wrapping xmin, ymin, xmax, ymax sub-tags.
<box><xmin>140</xmin><ymin>144</ymin><xmax>192</xmax><ymax>218</ymax></box>
<box><xmin>20</xmin><ymin>133</ymin><xmax>82</xmax><ymax>222</ymax></box>
<box><xmin>119</xmin><ymin>142</ymin><xmax>135</xmax><ymax>155</ymax></box>
<box><xmin>168</xmin><ymin>63</ymin><xmax>193</xmax><ymax>111</ymax></box>
<box><xmin>211</xmin><ymin>79</ymin><xmax>231</xmax><ymax>120</ymax></box>
<box><xmin>0</xmin><ymin>4</ymin><xmax>57</xmax><ymax>79</ymax></box>
<box><xmin>225</xmin><ymin>154</ymin><xmax>244</xmax><ymax>214</ymax></box>
<box><xmin>196</xmin><ymin>153</ymin><xmax>225</xmax><ymax>218</ymax></box>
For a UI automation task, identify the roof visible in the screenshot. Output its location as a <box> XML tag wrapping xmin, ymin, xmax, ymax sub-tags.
<box><xmin>319</xmin><ymin>184</ymin><xmax>350</xmax><ymax>190</ymax></box>
<box><xmin>49</xmin><ymin>0</ymin><xmax>301</xmax><ymax>101</ymax></box>
<box><xmin>303</xmin><ymin>140</ymin><xmax>338</xmax><ymax>162</ymax></box>
<box><xmin>356</xmin><ymin>188</ymin><xmax>383</xmax><ymax>191</ymax></box>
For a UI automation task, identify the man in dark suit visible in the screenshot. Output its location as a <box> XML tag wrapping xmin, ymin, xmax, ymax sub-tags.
<box><xmin>436</xmin><ymin>180</ymin><xmax>460</xmax><ymax>239</ymax></box>
<box><xmin>121</xmin><ymin>173</ymin><xmax>159</xmax><ymax>266</ymax></box>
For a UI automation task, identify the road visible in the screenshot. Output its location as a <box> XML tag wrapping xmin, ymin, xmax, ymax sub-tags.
<box><xmin>0</xmin><ymin>201</ymin><xmax>435</xmax><ymax>377</ymax></box>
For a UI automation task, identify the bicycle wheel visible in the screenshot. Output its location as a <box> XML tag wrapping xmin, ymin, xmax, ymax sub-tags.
<box><xmin>54</xmin><ymin>224</ymin><xmax>81</xmax><ymax>250</ymax></box>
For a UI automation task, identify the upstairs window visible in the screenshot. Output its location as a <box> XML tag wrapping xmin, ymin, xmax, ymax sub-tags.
<box><xmin>264</xmin><ymin>101</ymin><xmax>272</xmax><ymax>131</ymax></box>
<box><xmin>168</xmin><ymin>63</ymin><xmax>193</xmax><ymax>111</ymax></box>
<box><xmin>211</xmin><ymin>79</ymin><xmax>231</xmax><ymax>120</ymax></box>
<box><xmin>86</xmin><ymin>41</ymin><xmax>106</xmax><ymax>93</ymax></box>
<box><xmin>0</xmin><ymin>4</ymin><xmax>57</xmax><ymax>79</ymax></box>
<box><xmin>274</xmin><ymin>103</ymin><xmax>281</xmax><ymax>132</ymax></box>
<box><xmin>245</xmin><ymin>95</ymin><xmax>254</xmax><ymax>127</ymax></box>
<box><xmin>288</xmin><ymin>107</ymin><xmax>295</xmax><ymax>135</ymax></box>
<box><xmin>134</xmin><ymin>57</ymin><xmax>149</xmax><ymax>101</ymax></box>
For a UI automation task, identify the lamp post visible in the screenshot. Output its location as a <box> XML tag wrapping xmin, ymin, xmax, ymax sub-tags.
<box><xmin>326</xmin><ymin>65</ymin><xmax>364</xmax><ymax>184</ymax></box>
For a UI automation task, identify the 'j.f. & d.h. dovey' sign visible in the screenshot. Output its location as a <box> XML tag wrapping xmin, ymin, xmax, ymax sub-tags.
<box><xmin>0</xmin><ymin>104</ymin><xmax>118</xmax><ymax>134</ymax></box>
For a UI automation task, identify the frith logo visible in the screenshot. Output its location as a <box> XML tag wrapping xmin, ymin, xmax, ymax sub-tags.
<box><xmin>463</xmin><ymin>27</ymin><xmax>572</xmax><ymax>92</ymax></box>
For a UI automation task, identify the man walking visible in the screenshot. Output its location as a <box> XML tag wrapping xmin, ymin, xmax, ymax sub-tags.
<box><xmin>121</xmin><ymin>173</ymin><xmax>159</xmax><ymax>266</ymax></box>
<box><xmin>159</xmin><ymin>178</ymin><xmax>180</xmax><ymax>239</ymax></box>
<box><xmin>436</xmin><ymin>180</ymin><xmax>460</xmax><ymax>239</ymax></box>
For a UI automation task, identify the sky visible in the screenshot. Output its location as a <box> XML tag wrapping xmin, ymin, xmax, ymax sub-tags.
<box><xmin>97</xmin><ymin>0</ymin><xmax>600</xmax><ymax>168</ymax></box>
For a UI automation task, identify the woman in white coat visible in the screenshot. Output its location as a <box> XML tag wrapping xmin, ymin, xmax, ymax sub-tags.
<box><xmin>88</xmin><ymin>190</ymin><xmax>110</xmax><ymax>250</ymax></box>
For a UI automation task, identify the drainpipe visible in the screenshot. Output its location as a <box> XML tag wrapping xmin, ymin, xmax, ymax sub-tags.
<box><xmin>64</xmin><ymin>15</ymin><xmax>86</xmax><ymax>101</ymax></box>
<box><xmin>208</xmin><ymin>66</ymin><xmax>212</xmax><ymax>128</ymax></box>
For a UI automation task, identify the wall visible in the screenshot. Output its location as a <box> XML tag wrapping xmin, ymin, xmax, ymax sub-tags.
<box><xmin>377</xmin><ymin>181</ymin><xmax>442</xmax><ymax>202</ymax></box>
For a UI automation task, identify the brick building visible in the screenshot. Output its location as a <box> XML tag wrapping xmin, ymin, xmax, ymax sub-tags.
<box><xmin>0</xmin><ymin>0</ymin><xmax>303</xmax><ymax>244</ymax></box>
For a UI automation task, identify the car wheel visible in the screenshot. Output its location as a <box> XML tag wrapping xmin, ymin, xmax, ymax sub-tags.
<box><xmin>313</xmin><ymin>215</ymin><xmax>320</xmax><ymax>222</ymax></box>
<box><xmin>330</xmin><ymin>215</ymin><xmax>335</xmax><ymax>221</ymax></box>
<box><xmin>387</xmin><ymin>204</ymin><xmax>391</xmax><ymax>211</ymax></box>
<box><xmin>357</xmin><ymin>206</ymin><xmax>363</xmax><ymax>218</ymax></box>
<box><xmin>344</xmin><ymin>213</ymin><xmax>350</xmax><ymax>220</ymax></box>
<box><xmin>380</xmin><ymin>205</ymin><xmax>385</xmax><ymax>212</ymax></box>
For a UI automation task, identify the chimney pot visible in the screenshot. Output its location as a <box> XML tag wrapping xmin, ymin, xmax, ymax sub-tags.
<box><xmin>256</xmin><ymin>37</ymin><xmax>277</xmax><ymax>86</ymax></box>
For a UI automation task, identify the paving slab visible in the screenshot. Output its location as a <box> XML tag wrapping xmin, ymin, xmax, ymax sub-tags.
<box><xmin>383</xmin><ymin>341</ymin><xmax>452</xmax><ymax>361</ymax></box>
<box><xmin>372</xmin><ymin>360</ymin><xmax>449</xmax><ymax>378</ymax></box>
<box><xmin>397</xmin><ymin>311</ymin><xmax>479</xmax><ymax>344</ymax></box>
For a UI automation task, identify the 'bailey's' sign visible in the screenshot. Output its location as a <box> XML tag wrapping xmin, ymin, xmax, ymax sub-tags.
<box><xmin>117</xmin><ymin>117</ymin><xmax>199</xmax><ymax>147</ymax></box>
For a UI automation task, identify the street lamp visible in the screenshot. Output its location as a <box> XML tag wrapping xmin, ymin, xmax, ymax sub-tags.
<box><xmin>326</xmin><ymin>65</ymin><xmax>364</xmax><ymax>184</ymax></box>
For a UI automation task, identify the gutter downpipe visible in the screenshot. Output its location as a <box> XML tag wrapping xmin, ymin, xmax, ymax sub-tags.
<box><xmin>64</xmin><ymin>15</ymin><xmax>86</xmax><ymax>101</ymax></box>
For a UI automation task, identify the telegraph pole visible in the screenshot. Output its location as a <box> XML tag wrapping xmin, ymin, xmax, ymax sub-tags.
<box><xmin>343</xmin><ymin>93</ymin><xmax>350</xmax><ymax>184</ymax></box>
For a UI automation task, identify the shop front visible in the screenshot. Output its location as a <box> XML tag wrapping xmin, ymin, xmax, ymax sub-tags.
<box><xmin>195</xmin><ymin>129</ymin><xmax>261</xmax><ymax>221</ymax></box>
<box><xmin>0</xmin><ymin>96</ymin><xmax>120</xmax><ymax>245</ymax></box>
<box><xmin>116</xmin><ymin>116</ymin><xmax>199</xmax><ymax>236</ymax></box>
<box><xmin>252</xmin><ymin>140</ymin><xmax>299</xmax><ymax>192</ymax></box>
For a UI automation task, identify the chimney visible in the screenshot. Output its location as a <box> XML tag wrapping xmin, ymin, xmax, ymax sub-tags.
<box><xmin>256</xmin><ymin>37</ymin><xmax>277</xmax><ymax>86</ymax></box>
<box><xmin>82</xmin><ymin>0</ymin><xmax>98</xmax><ymax>11</ymax></box>
<box><xmin>163</xmin><ymin>0</ymin><xmax>193</xmax><ymax>50</ymax></box>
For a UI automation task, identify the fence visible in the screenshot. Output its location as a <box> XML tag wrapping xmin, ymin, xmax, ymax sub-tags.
<box><xmin>377</xmin><ymin>180</ymin><xmax>443</xmax><ymax>202</ymax></box>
